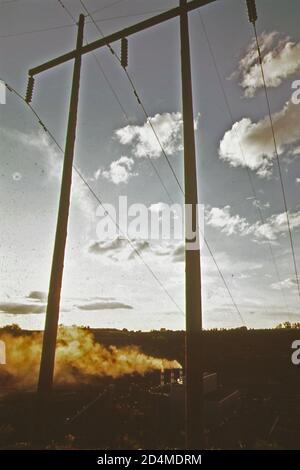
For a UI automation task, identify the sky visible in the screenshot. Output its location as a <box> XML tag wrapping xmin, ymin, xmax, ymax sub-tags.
<box><xmin>0</xmin><ymin>0</ymin><xmax>300</xmax><ymax>331</ymax></box>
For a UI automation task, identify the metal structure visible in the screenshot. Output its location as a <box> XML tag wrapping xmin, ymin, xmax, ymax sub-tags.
<box><xmin>27</xmin><ymin>0</ymin><xmax>218</xmax><ymax>448</ymax></box>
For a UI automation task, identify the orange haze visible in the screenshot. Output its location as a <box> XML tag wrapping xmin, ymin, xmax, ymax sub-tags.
<box><xmin>0</xmin><ymin>326</ymin><xmax>181</xmax><ymax>389</ymax></box>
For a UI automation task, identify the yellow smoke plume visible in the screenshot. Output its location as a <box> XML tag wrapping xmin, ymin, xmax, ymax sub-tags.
<box><xmin>0</xmin><ymin>326</ymin><xmax>181</xmax><ymax>389</ymax></box>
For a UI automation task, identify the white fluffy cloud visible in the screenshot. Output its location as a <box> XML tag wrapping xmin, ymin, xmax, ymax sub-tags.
<box><xmin>115</xmin><ymin>112</ymin><xmax>184</xmax><ymax>159</ymax></box>
<box><xmin>206</xmin><ymin>205</ymin><xmax>300</xmax><ymax>242</ymax></box>
<box><xmin>271</xmin><ymin>277</ymin><xmax>299</xmax><ymax>291</ymax></box>
<box><xmin>88</xmin><ymin>237</ymin><xmax>184</xmax><ymax>263</ymax></box>
<box><xmin>206</xmin><ymin>206</ymin><xmax>249</xmax><ymax>236</ymax></box>
<box><xmin>95</xmin><ymin>156</ymin><xmax>137</xmax><ymax>185</ymax></box>
<box><xmin>219</xmin><ymin>100</ymin><xmax>300</xmax><ymax>177</ymax></box>
<box><xmin>234</xmin><ymin>32</ymin><xmax>300</xmax><ymax>97</ymax></box>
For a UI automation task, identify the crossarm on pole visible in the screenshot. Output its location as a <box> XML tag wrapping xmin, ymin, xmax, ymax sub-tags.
<box><xmin>28</xmin><ymin>0</ymin><xmax>216</xmax><ymax>77</ymax></box>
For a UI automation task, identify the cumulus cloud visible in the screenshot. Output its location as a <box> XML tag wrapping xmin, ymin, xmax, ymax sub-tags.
<box><xmin>89</xmin><ymin>237</ymin><xmax>128</xmax><ymax>257</ymax></box>
<box><xmin>219</xmin><ymin>100</ymin><xmax>300</xmax><ymax>177</ymax></box>
<box><xmin>233</xmin><ymin>31</ymin><xmax>300</xmax><ymax>97</ymax></box>
<box><xmin>95</xmin><ymin>156</ymin><xmax>137</xmax><ymax>185</ymax></box>
<box><xmin>127</xmin><ymin>240</ymin><xmax>151</xmax><ymax>260</ymax></box>
<box><xmin>77</xmin><ymin>301</ymin><xmax>133</xmax><ymax>311</ymax></box>
<box><xmin>206</xmin><ymin>206</ymin><xmax>249</xmax><ymax>236</ymax></box>
<box><xmin>252</xmin><ymin>199</ymin><xmax>270</xmax><ymax>210</ymax></box>
<box><xmin>115</xmin><ymin>112</ymin><xmax>184</xmax><ymax>159</ymax></box>
<box><xmin>88</xmin><ymin>237</ymin><xmax>184</xmax><ymax>263</ymax></box>
<box><xmin>259</xmin><ymin>211</ymin><xmax>300</xmax><ymax>238</ymax></box>
<box><xmin>292</xmin><ymin>146</ymin><xmax>300</xmax><ymax>156</ymax></box>
<box><xmin>89</xmin><ymin>237</ymin><xmax>152</xmax><ymax>261</ymax></box>
<box><xmin>271</xmin><ymin>277</ymin><xmax>299</xmax><ymax>290</ymax></box>
<box><xmin>206</xmin><ymin>205</ymin><xmax>300</xmax><ymax>242</ymax></box>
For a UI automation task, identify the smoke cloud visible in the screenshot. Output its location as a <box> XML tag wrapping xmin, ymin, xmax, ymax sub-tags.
<box><xmin>0</xmin><ymin>326</ymin><xmax>181</xmax><ymax>389</ymax></box>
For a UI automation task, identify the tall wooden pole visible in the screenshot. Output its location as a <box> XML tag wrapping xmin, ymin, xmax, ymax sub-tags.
<box><xmin>180</xmin><ymin>0</ymin><xmax>204</xmax><ymax>449</ymax></box>
<box><xmin>37</xmin><ymin>14</ymin><xmax>85</xmax><ymax>399</ymax></box>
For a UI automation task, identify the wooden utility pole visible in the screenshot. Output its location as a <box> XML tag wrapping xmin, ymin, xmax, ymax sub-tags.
<box><xmin>180</xmin><ymin>0</ymin><xmax>203</xmax><ymax>449</ymax></box>
<box><xmin>27</xmin><ymin>0</ymin><xmax>213</xmax><ymax>443</ymax></box>
<box><xmin>37</xmin><ymin>14</ymin><xmax>85</xmax><ymax>399</ymax></box>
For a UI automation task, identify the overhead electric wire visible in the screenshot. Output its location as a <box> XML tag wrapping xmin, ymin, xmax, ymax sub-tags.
<box><xmin>90</xmin><ymin>0</ymin><xmax>127</xmax><ymax>16</ymax></box>
<box><xmin>0</xmin><ymin>10</ymin><xmax>171</xmax><ymax>39</ymax></box>
<box><xmin>251</xmin><ymin>21</ymin><xmax>300</xmax><ymax>299</ymax></box>
<box><xmin>198</xmin><ymin>11</ymin><xmax>290</xmax><ymax>315</ymax></box>
<box><xmin>78</xmin><ymin>0</ymin><xmax>246</xmax><ymax>326</ymax></box>
<box><xmin>57</xmin><ymin>0</ymin><xmax>174</xmax><ymax>204</ymax></box>
<box><xmin>6</xmin><ymin>2</ymin><xmax>246</xmax><ymax>325</ymax></box>
<box><xmin>79</xmin><ymin>0</ymin><xmax>184</xmax><ymax>196</ymax></box>
<box><xmin>204</xmin><ymin>240</ymin><xmax>246</xmax><ymax>326</ymax></box>
<box><xmin>57</xmin><ymin>0</ymin><xmax>129</xmax><ymax>121</ymax></box>
<box><xmin>0</xmin><ymin>0</ymin><xmax>21</xmax><ymax>5</ymax></box>
<box><xmin>57</xmin><ymin>0</ymin><xmax>77</xmax><ymax>22</ymax></box>
<box><xmin>0</xmin><ymin>23</ymin><xmax>76</xmax><ymax>38</ymax></box>
<box><xmin>1</xmin><ymin>77</ymin><xmax>184</xmax><ymax>315</ymax></box>
<box><xmin>93</xmin><ymin>9</ymin><xmax>168</xmax><ymax>23</ymax></box>
<box><xmin>50</xmin><ymin>91</ymin><xmax>244</xmax><ymax>324</ymax></box>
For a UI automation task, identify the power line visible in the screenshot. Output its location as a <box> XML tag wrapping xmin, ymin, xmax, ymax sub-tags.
<box><xmin>123</xmin><ymin>69</ymin><xmax>185</xmax><ymax>196</ymax></box>
<box><xmin>57</xmin><ymin>0</ymin><xmax>77</xmax><ymax>22</ymax></box>
<box><xmin>90</xmin><ymin>0</ymin><xmax>128</xmax><ymax>16</ymax></box>
<box><xmin>204</xmin><ymin>239</ymin><xmax>245</xmax><ymax>326</ymax></box>
<box><xmin>79</xmin><ymin>0</ymin><xmax>184</xmax><ymax>196</ymax></box>
<box><xmin>93</xmin><ymin>9</ymin><xmax>169</xmax><ymax>23</ymax></box>
<box><xmin>1</xmin><ymin>77</ymin><xmax>184</xmax><ymax>316</ymax></box>
<box><xmin>198</xmin><ymin>11</ymin><xmax>290</xmax><ymax>315</ymax></box>
<box><xmin>0</xmin><ymin>0</ymin><xmax>21</xmax><ymax>5</ymax></box>
<box><xmin>6</xmin><ymin>2</ymin><xmax>246</xmax><ymax>325</ymax></box>
<box><xmin>57</xmin><ymin>0</ymin><xmax>174</xmax><ymax>203</ymax></box>
<box><xmin>2</xmin><ymin>77</ymin><xmax>246</xmax><ymax>325</ymax></box>
<box><xmin>251</xmin><ymin>20</ymin><xmax>300</xmax><ymax>299</ymax></box>
<box><xmin>78</xmin><ymin>0</ymin><xmax>246</xmax><ymax>325</ymax></box>
<box><xmin>0</xmin><ymin>10</ymin><xmax>170</xmax><ymax>39</ymax></box>
<box><xmin>57</xmin><ymin>1</ymin><xmax>179</xmax><ymax>202</ymax></box>
<box><xmin>0</xmin><ymin>23</ymin><xmax>76</xmax><ymax>38</ymax></box>
<box><xmin>57</xmin><ymin>0</ymin><xmax>129</xmax><ymax>121</ymax></box>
